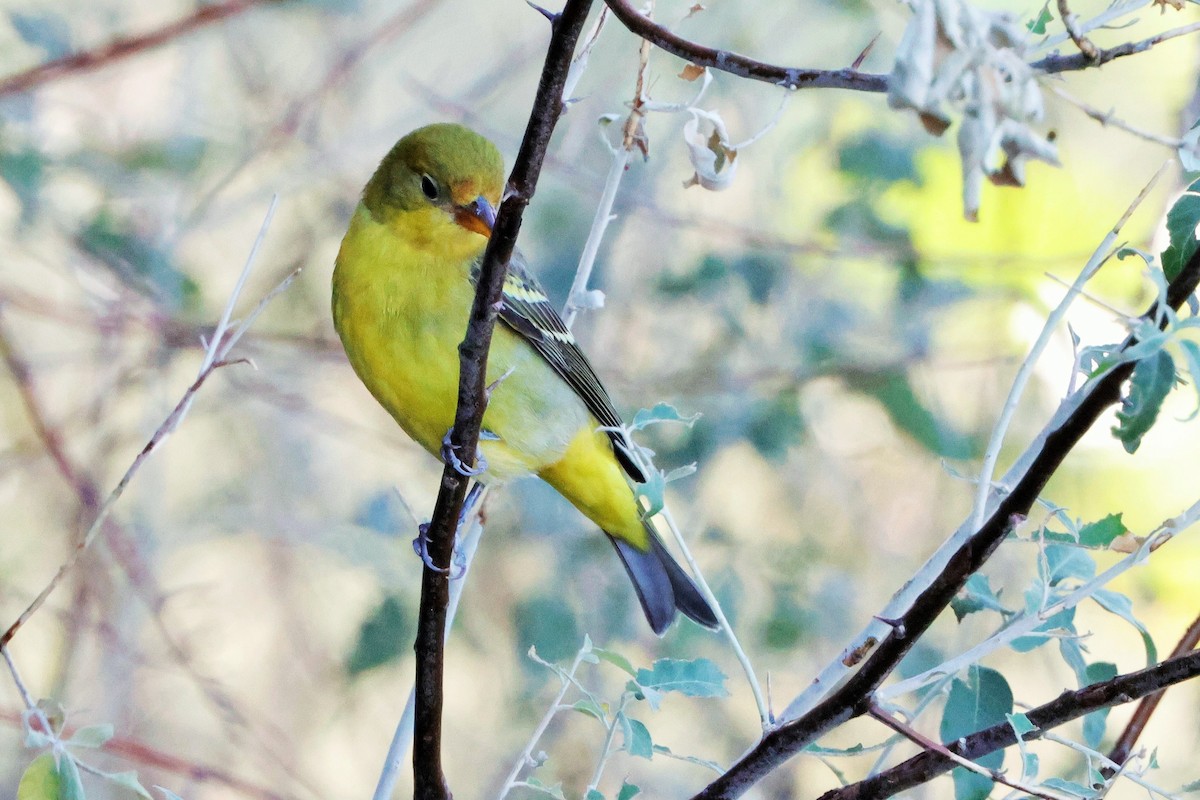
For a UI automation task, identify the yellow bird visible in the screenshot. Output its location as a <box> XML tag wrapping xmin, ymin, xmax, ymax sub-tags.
<box><xmin>332</xmin><ymin>123</ymin><xmax>717</xmax><ymax>635</ymax></box>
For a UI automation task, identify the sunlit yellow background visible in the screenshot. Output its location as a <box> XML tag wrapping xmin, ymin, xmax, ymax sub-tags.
<box><xmin>2</xmin><ymin>1</ymin><xmax>1200</xmax><ymax>798</ymax></box>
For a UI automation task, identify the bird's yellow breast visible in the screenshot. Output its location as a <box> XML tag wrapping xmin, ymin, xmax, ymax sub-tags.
<box><xmin>331</xmin><ymin>204</ymin><xmax>589</xmax><ymax>481</ymax></box>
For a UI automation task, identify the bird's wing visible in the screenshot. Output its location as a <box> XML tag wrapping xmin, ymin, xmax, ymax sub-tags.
<box><xmin>471</xmin><ymin>252</ymin><xmax>647</xmax><ymax>484</ymax></box>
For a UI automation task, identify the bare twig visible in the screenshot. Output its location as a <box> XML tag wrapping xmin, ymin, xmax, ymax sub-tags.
<box><xmin>497</xmin><ymin>641</ymin><xmax>594</xmax><ymax>798</ymax></box>
<box><xmin>410</xmin><ymin>4</ymin><xmax>596</xmax><ymax>798</ymax></box>
<box><xmin>969</xmin><ymin>162</ymin><xmax>1167</xmax><ymax>533</ymax></box>
<box><xmin>602</xmin><ymin>0</ymin><xmax>888</xmax><ymax>92</ymax></box>
<box><xmin>0</xmin><ymin>0</ymin><xmax>277</xmax><ymax>97</ymax></box>
<box><xmin>1050</xmin><ymin>85</ymin><xmax>1191</xmax><ymax>151</ymax></box>
<box><xmin>372</xmin><ymin>487</ymin><xmax>489</xmax><ymax>800</ymax></box>
<box><xmin>1032</xmin><ymin>19</ymin><xmax>1200</xmax><ymax>74</ymax></box>
<box><xmin>866</xmin><ymin>702</ymin><xmax>1060</xmax><ymax>800</ymax></box>
<box><xmin>1056</xmin><ymin>0</ymin><xmax>1100</xmax><ymax>63</ymax></box>
<box><xmin>1105</xmin><ymin>611</ymin><xmax>1200</xmax><ymax>771</ymax></box>
<box><xmin>819</xmin><ymin>649</ymin><xmax>1200</xmax><ymax>800</ymax></box>
<box><xmin>1</xmin><ymin>201</ymin><xmax>291</xmax><ymax>649</ymax></box>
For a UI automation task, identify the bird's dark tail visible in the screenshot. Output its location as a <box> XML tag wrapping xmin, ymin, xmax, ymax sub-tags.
<box><xmin>607</xmin><ymin>525</ymin><xmax>719</xmax><ymax>636</ymax></box>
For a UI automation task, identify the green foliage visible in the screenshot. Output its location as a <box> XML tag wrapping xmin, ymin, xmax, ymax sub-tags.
<box><xmin>655</xmin><ymin>251</ymin><xmax>784</xmax><ymax>304</ymax></box>
<box><xmin>1010</xmin><ymin>606</ymin><xmax>1074</xmax><ymax>653</ymax></box>
<box><xmin>515</xmin><ymin>595</ymin><xmax>580</xmax><ymax>665</ymax></box>
<box><xmin>940</xmin><ymin>666</ymin><xmax>1012</xmax><ymax>800</ymax></box>
<box><xmin>1026</xmin><ymin>4</ymin><xmax>1053</xmax><ymax>34</ymax></box>
<box><xmin>758</xmin><ymin>589</ymin><xmax>815</xmax><ymax>649</ymax></box>
<box><xmin>746</xmin><ymin>389</ymin><xmax>805</xmax><ymax>460</ymax></box>
<box><xmin>1040</xmin><ymin>777</ymin><xmax>1094</xmax><ymax>797</ymax></box>
<box><xmin>630</xmin><ymin>403</ymin><xmax>701</xmax><ymax>431</ymax></box>
<box><xmin>18</xmin><ymin>753</ymin><xmax>76</xmax><ymax>800</ymax></box>
<box><xmin>620</xmin><ymin>717</ymin><xmax>654</xmax><ymax>759</ymax></box>
<box><xmin>844</xmin><ymin>370</ymin><xmax>976</xmax><ymax>459</ymax></box>
<box><xmin>521</xmin><ymin>777</ymin><xmax>567</xmax><ymax>799</ymax></box>
<box><xmin>345</xmin><ymin>594</ymin><xmax>411</xmax><ymax>676</ymax></box>
<box><xmin>837</xmin><ymin>133</ymin><xmax>921</xmax><ymax>185</ymax></box>
<box><xmin>1161</xmin><ymin>177</ymin><xmax>1200</xmax><ymax>280</ymax></box>
<box><xmin>617</xmin><ymin>782</ymin><xmax>640</xmax><ymax>800</ymax></box>
<box><xmin>1082</xmin><ymin>662</ymin><xmax>1118</xmax><ymax>748</ymax></box>
<box><xmin>633</xmin><ymin>658</ymin><xmax>728</xmax><ymax>698</ymax></box>
<box><xmin>354</xmin><ymin>490</ymin><xmax>409</xmax><ymax>535</ymax></box>
<box><xmin>8</xmin><ymin>11</ymin><xmax>72</xmax><ymax>58</ymax></box>
<box><xmin>67</xmin><ymin>724</ymin><xmax>113</xmax><ymax>749</ymax></box>
<box><xmin>0</xmin><ymin>145</ymin><xmax>44</xmax><ymax>226</ymax></box>
<box><xmin>1112</xmin><ymin>350</ymin><xmax>1175</xmax><ymax>454</ymax></box>
<box><xmin>1091</xmin><ymin>590</ymin><xmax>1157</xmax><ymax>665</ymax></box>
<box><xmin>77</xmin><ymin>210</ymin><xmax>199</xmax><ymax>311</ymax></box>
<box><xmin>950</xmin><ymin>574</ymin><xmax>1008</xmax><ymax>622</ymax></box>
<box><xmin>1041</xmin><ymin>513</ymin><xmax>1129</xmax><ymax>548</ymax></box>
<box><xmin>824</xmin><ymin>197</ymin><xmax>911</xmax><ymax>248</ymax></box>
<box><xmin>115</xmin><ymin>137</ymin><xmax>208</xmax><ymax>174</ymax></box>
<box><xmin>1041</xmin><ymin>544</ymin><xmax>1095</xmax><ymax>586</ymax></box>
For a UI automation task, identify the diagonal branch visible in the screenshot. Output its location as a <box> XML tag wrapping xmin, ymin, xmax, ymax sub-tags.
<box><xmin>1105</xmin><ymin>611</ymin><xmax>1200</xmax><ymax>771</ymax></box>
<box><xmin>0</xmin><ymin>0</ymin><xmax>277</xmax><ymax>98</ymax></box>
<box><xmin>602</xmin><ymin>0</ymin><xmax>888</xmax><ymax>92</ymax></box>
<box><xmin>821</xmin><ymin>649</ymin><xmax>1200</xmax><ymax>799</ymax></box>
<box><xmin>409</xmin><ymin>3</ymin><xmax>596</xmax><ymax>799</ymax></box>
<box><xmin>1031</xmin><ymin>19</ymin><xmax>1200</xmax><ymax>74</ymax></box>
<box><xmin>603</xmin><ymin>0</ymin><xmax>1200</xmax><ymax>96</ymax></box>
<box><xmin>690</xmin><ymin>235</ymin><xmax>1200</xmax><ymax>799</ymax></box>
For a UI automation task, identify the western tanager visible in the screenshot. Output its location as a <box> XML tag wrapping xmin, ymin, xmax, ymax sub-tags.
<box><xmin>332</xmin><ymin>123</ymin><xmax>717</xmax><ymax>635</ymax></box>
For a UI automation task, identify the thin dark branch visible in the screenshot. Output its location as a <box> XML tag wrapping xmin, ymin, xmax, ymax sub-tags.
<box><xmin>692</xmin><ymin>245</ymin><xmax>1200</xmax><ymax>799</ymax></box>
<box><xmin>409</xmin><ymin>3</ymin><xmax>595</xmax><ymax>799</ymax></box>
<box><xmin>602</xmin><ymin>0</ymin><xmax>888</xmax><ymax>92</ymax></box>
<box><xmin>1105</xmin><ymin>611</ymin><xmax>1200</xmax><ymax>770</ymax></box>
<box><xmin>0</xmin><ymin>0</ymin><xmax>277</xmax><ymax>97</ymax></box>
<box><xmin>1031</xmin><ymin>20</ymin><xmax>1200</xmax><ymax>74</ymax></box>
<box><xmin>821</xmin><ymin>649</ymin><xmax>1200</xmax><ymax>800</ymax></box>
<box><xmin>603</xmin><ymin>0</ymin><xmax>1200</xmax><ymax>96</ymax></box>
<box><xmin>866</xmin><ymin>703</ymin><xmax>1057</xmax><ymax>800</ymax></box>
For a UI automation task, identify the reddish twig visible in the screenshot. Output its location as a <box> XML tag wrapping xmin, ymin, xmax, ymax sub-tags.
<box><xmin>0</xmin><ymin>0</ymin><xmax>277</xmax><ymax>97</ymax></box>
<box><xmin>1105</xmin><ymin>611</ymin><xmax>1200</xmax><ymax>771</ymax></box>
<box><xmin>0</xmin><ymin>708</ymin><xmax>286</xmax><ymax>800</ymax></box>
<box><xmin>410</xmin><ymin>3</ymin><xmax>595</xmax><ymax>799</ymax></box>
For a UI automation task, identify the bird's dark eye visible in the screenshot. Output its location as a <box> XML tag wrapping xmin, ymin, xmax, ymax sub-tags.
<box><xmin>420</xmin><ymin>174</ymin><xmax>439</xmax><ymax>200</ymax></box>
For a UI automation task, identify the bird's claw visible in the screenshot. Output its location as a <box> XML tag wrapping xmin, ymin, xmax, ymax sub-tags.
<box><xmin>411</xmin><ymin>522</ymin><xmax>468</xmax><ymax>578</ymax></box>
<box><xmin>441</xmin><ymin>429</ymin><xmax>488</xmax><ymax>477</ymax></box>
<box><xmin>412</xmin><ymin>523</ymin><xmax>447</xmax><ymax>573</ymax></box>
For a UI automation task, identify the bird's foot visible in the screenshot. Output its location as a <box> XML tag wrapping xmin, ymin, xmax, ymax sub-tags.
<box><xmin>441</xmin><ymin>429</ymin><xmax>488</xmax><ymax>477</ymax></box>
<box><xmin>412</xmin><ymin>523</ymin><xmax>447</xmax><ymax>573</ymax></box>
<box><xmin>411</xmin><ymin>522</ymin><xmax>468</xmax><ymax>578</ymax></box>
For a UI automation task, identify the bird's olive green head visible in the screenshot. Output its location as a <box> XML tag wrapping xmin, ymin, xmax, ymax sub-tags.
<box><xmin>363</xmin><ymin>123</ymin><xmax>505</xmax><ymax>241</ymax></box>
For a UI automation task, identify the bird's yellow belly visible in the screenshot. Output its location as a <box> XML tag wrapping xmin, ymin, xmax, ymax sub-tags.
<box><xmin>332</xmin><ymin>220</ymin><xmax>587</xmax><ymax>481</ymax></box>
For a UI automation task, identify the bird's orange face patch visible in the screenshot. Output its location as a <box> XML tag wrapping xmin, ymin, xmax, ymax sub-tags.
<box><xmin>453</xmin><ymin>195</ymin><xmax>496</xmax><ymax>238</ymax></box>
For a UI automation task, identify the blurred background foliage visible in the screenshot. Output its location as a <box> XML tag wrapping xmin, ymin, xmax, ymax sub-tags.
<box><xmin>2</xmin><ymin>0</ymin><xmax>1200</xmax><ymax>798</ymax></box>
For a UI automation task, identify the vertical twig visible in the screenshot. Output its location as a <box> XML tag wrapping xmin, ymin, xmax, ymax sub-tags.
<box><xmin>410</xmin><ymin>3</ymin><xmax>596</xmax><ymax>798</ymax></box>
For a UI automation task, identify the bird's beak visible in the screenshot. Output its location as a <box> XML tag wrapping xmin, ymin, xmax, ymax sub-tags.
<box><xmin>454</xmin><ymin>195</ymin><xmax>496</xmax><ymax>237</ymax></box>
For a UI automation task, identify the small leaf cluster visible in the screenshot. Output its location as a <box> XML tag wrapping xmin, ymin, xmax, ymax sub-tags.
<box><xmin>513</xmin><ymin>636</ymin><xmax>727</xmax><ymax>800</ymax></box>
